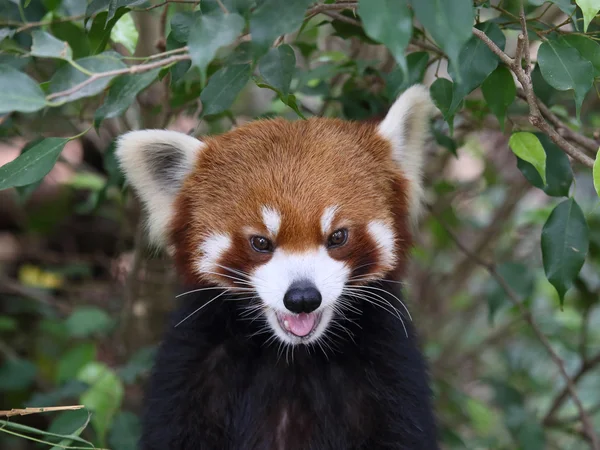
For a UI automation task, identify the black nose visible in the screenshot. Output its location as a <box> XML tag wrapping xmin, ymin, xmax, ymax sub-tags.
<box><xmin>283</xmin><ymin>280</ymin><xmax>322</xmax><ymax>314</ymax></box>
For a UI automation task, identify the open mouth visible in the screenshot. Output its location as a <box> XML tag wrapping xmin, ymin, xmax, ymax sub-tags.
<box><xmin>276</xmin><ymin>311</ymin><xmax>322</xmax><ymax>338</ymax></box>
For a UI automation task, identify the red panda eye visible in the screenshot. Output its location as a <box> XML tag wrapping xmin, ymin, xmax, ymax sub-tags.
<box><xmin>250</xmin><ymin>236</ymin><xmax>274</xmax><ymax>253</ymax></box>
<box><xmin>327</xmin><ymin>229</ymin><xmax>348</xmax><ymax>248</ymax></box>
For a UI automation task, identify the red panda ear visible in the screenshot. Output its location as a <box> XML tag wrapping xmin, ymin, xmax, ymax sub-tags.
<box><xmin>377</xmin><ymin>84</ymin><xmax>436</xmax><ymax>224</ymax></box>
<box><xmin>115</xmin><ymin>130</ymin><xmax>203</xmax><ymax>247</ymax></box>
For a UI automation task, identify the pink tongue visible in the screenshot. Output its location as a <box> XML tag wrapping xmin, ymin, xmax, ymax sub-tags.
<box><xmin>283</xmin><ymin>313</ymin><xmax>316</xmax><ymax>337</ymax></box>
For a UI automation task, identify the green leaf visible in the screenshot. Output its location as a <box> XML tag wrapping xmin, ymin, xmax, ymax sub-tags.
<box><xmin>98</xmin><ymin>0</ymin><xmax>146</xmax><ymax>24</ymax></box>
<box><xmin>50</xmin><ymin>21</ymin><xmax>92</xmax><ymax>60</ymax></box>
<box><xmin>532</xmin><ymin>63</ymin><xmax>556</xmax><ymax>106</ymax></box>
<box><xmin>0</xmin><ymin>137</ymin><xmax>69</xmax><ymax>190</ymax></box>
<box><xmin>31</xmin><ymin>30</ymin><xmax>73</xmax><ymax>60</ymax></box>
<box><xmin>0</xmin><ymin>64</ymin><xmax>47</xmax><ymax>114</ymax></box>
<box><xmin>410</xmin><ymin>0</ymin><xmax>474</xmax><ymax>79</ymax></box>
<box><xmin>250</xmin><ymin>0</ymin><xmax>313</xmax><ymax>54</ymax></box>
<box><xmin>541</xmin><ymin>198</ymin><xmax>589</xmax><ymax>303</ymax></box>
<box><xmin>0</xmin><ymin>315</ymin><xmax>17</xmax><ymax>332</ymax></box>
<box><xmin>65</xmin><ymin>306</ymin><xmax>114</xmax><ymax>338</ymax></box>
<box><xmin>384</xmin><ymin>52</ymin><xmax>429</xmax><ymax>99</ymax></box>
<box><xmin>430</xmin><ymin>78</ymin><xmax>458</xmax><ymax>135</ymax></box>
<box><xmin>77</xmin><ymin>362</ymin><xmax>124</xmax><ymax>444</ymax></box>
<box><xmin>280</xmin><ymin>93</ymin><xmax>306</xmax><ymax>119</ymax></box>
<box><xmin>118</xmin><ymin>346</ymin><xmax>156</xmax><ymax>384</ymax></box>
<box><xmin>188</xmin><ymin>12</ymin><xmax>244</xmax><ymax>79</ymax></box>
<box><xmin>0</xmin><ymin>29</ymin><xmax>15</xmax><ymax>41</ymax></box>
<box><xmin>0</xmin><ymin>358</ymin><xmax>37</xmax><ymax>391</ymax></box>
<box><xmin>482</xmin><ymin>65</ymin><xmax>515</xmax><ymax>131</ymax></box>
<box><xmin>258</xmin><ymin>44</ymin><xmax>296</xmax><ymax>97</ymax></box>
<box><xmin>576</xmin><ymin>0</ymin><xmax>600</xmax><ymax>31</ymax></box>
<box><xmin>48</xmin><ymin>52</ymin><xmax>126</xmax><ymax>104</ymax></box>
<box><xmin>509</xmin><ymin>132</ymin><xmax>547</xmax><ymax>185</ymax></box>
<box><xmin>530</xmin><ymin>0</ymin><xmax>576</xmax><ymax>16</ymax></box>
<box><xmin>110</xmin><ymin>12</ymin><xmax>138</xmax><ymax>55</ymax></box>
<box><xmin>12</xmin><ymin>138</ymin><xmax>45</xmax><ymax>202</ymax></box>
<box><xmin>201</xmin><ymin>0</ymin><xmax>253</xmax><ymax>15</ymax></box>
<box><xmin>330</xmin><ymin>13</ymin><xmax>378</xmax><ymax>44</ymax></box>
<box><xmin>94</xmin><ymin>68</ymin><xmax>159</xmax><ymax>129</ymax></box>
<box><xmin>562</xmin><ymin>34</ymin><xmax>600</xmax><ymax>77</ymax></box>
<box><xmin>450</xmin><ymin>22</ymin><xmax>506</xmax><ymax>112</ymax></box>
<box><xmin>516</xmin><ymin>134</ymin><xmax>573</xmax><ymax>197</ymax></box>
<box><xmin>48</xmin><ymin>409</ymin><xmax>92</xmax><ymax>450</ymax></box>
<box><xmin>86</xmin><ymin>0</ymin><xmax>111</xmax><ymax>18</ymax></box>
<box><xmin>56</xmin><ymin>343</ymin><xmax>97</xmax><ymax>384</ymax></box>
<box><xmin>201</xmin><ymin>63</ymin><xmax>251</xmax><ymax>116</ymax></box>
<box><xmin>594</xmin><ymin>149</ymin><xmax>600</xmax><ymax>198</ymax></box>
<box><xmin>169</xmin><ymin>11</ymin><xmax>200</xmax><ymax>43</ymax></box>
<box><xmin>88</xmin><ymin>8</ymin><xmax>131</xmax><ymax>54</ymax></box>
<box><xmin>108</xmin><ymin>412</ymin><xmax>141</xmax><ymax>450</ymax></box>
<box><xmin>515</xmin><ymin>419</ymin><xmax>546</xmax><ymax>450</ymax></box>
<box><xmin>537</xmin><ymin>37</ymin><xmax>594</xmax><ymax>119</ymax></box>
<box><xmin>48</xmin><ymin>409</ymin><xmax>91</xmax><ymax>436</ymax></box>
<box><xmin>359</xmin><ymin>0</ymin><xmax>412</xmax><ymax>74</ymax></box>
<box><xmin>433</xmin><ymin>128</ymin><xmax>457</xmax><ymax>156</ymax></box>
<box><xmin>165</xmin><ymin>34</ymin><xmax>191</xmax><ymax>82</ymax></box>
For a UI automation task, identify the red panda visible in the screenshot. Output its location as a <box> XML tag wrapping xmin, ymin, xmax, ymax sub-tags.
<box><xmin>116</xmin><ymin>85</ymin><xmax>439</xmax><ymax>449</ymax></box>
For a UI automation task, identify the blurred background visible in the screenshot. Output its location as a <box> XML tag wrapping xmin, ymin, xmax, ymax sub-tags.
<box><xmin>0</xmin><ymin>0</ymin><xmax>599</xmax><ymax>449</ymax></box>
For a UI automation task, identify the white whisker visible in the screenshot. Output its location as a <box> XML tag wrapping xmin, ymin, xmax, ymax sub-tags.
<box><xmin>174</xmin><ymin>290</ymin><xmax>229</xmax><ymax>327</ymax></box>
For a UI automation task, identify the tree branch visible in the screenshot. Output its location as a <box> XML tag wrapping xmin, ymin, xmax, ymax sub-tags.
<box><xmin>518</xmin><ymin>90</ymin><xmax>599</xmax><ymax>154</ymax></box>
<box><xmin>472</xmin><ymin>11</ymin><xmax>596</xmax><ymax>168</ymax></box>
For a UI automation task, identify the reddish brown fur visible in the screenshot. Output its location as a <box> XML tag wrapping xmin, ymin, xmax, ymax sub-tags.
<box><xmin>169</xmin><ymin>117</ymin><xmax>412</xmax><ymax>285</ymax></box>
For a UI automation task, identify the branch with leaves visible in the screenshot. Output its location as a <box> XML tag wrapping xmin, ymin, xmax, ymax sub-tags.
<box><xmin>430</xmin><ymin>205</ymin><xmax>600</xmax><ymax>449</ymax></box>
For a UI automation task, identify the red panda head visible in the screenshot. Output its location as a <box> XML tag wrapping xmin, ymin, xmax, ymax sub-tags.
<box><xmin>116</xmin><ymin>85</ymin><xmax>435</xmax><ymax>345</ymax></box>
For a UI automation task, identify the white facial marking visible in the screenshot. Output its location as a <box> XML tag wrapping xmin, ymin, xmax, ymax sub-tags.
<box><xmin>320</xmin><ymin>205</ymin><xmax>339</xmax><ymax>235</ymax></box>
<box><xmin>367</xmin><ymin>220</ymin><xmax>396</xmax><ymax>269</ymax></box>
<box><xmin>251</xmin><ymin>247</ymin><xmax>350</xmax><ymax>345</ymax></box>
<box><xmin>261</xmin><ymin>206</ymin><xmax>281</xmax><ymax>236</ymax></box>
<box><xmin>196</xmin><ymin>233</ymin><xmax>231</xmax><ymax>274</ymax></box>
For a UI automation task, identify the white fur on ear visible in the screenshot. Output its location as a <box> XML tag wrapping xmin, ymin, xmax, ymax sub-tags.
<box><xmin>378</xmin><ymin>84</ymin><xmax>435</xmax><ymax>223</ymax></box>
<box><xmin>115</xmin><ymin>129</ymin><xmax>203</xmax><ymax>246</ymax></box>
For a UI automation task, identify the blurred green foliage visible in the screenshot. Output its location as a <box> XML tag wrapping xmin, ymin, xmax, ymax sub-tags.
<box><xmin>0</xmin><ymin>0</ymin><xmax>599</xmax><ymax>449</ymax></box>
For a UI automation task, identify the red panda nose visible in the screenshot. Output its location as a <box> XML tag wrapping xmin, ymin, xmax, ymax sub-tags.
<box><xmin>283</xmin><ymin>280</ymin><xmax>322</xmax><ymax>314</ymax></box>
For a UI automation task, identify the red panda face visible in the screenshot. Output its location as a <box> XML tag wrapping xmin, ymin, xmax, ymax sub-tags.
<box><xmin>116</xmin><ymin>85</ymin><xmax>434</xmax><ymax>346</ymax></box>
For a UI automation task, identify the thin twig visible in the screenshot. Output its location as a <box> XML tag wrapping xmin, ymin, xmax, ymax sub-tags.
<box><xmin>0</xmin><ymin>405</ymin><xmax>84</xmax><ymax>418</ymax></box>
<box><xmin>518</xmin><ymin>1</ymin><xmax>532</xmax><ymax>73</ymax></box>
<box><xmin>46</xmin><ymin>54</ymin><xmax>190</xmax><ymax>102</ymax></box>
<box><xmin>134</xmin><ymin>0</ymin><xmax>200</xmax><ymax>12</ymax></box>
<box><xmin>322</xmin><ymin>10</ymin><xmax>361</xmax><ymax>27</ymax></box>
<box><xmin>544</xmin><ymin>352</ymin><xmax>600</xmax><ymax>425</ymax></box>
<box><xmin>13</xmin><ymin>14</ymin><xmax>86</xmax><ymax>33</ymax></box>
